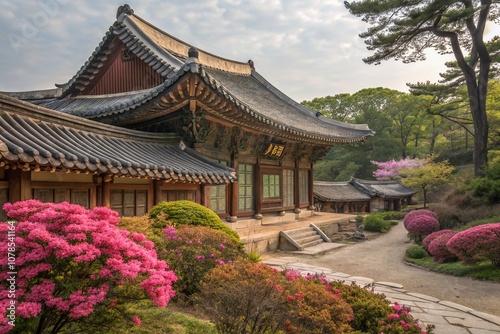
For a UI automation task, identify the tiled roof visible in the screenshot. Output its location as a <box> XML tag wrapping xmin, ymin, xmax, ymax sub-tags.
<box><xmin>0</xmin><ymin>94</ymin><xmax>235</xmax><ymax>184</ymax></box>
<box><xmin>350</xmin><ymin>178</ymin><xmax>416</xmax><ymax>198</ymax></box>
<box><xmin>314</xmin><ymin>181</ymin><xmax>371</xmax><ymax>201</ymax></box>
<box><xmin>13</xmin><ymin>6</ymin><xmax>374</xmax><ymax>144</ymax></box>
<box><xmin>29</xmin><ymin>67</ymin><xmax>189</xmax><ymax>119</ymax></box>
<box><xmin>202</xmin><ymin>68</ymin><xmax>373</xmax><ymax>143</ymax></box>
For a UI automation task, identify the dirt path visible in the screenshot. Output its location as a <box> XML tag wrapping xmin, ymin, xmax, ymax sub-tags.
<box><xmin>270</xmin><ymin>221</ymin><xmax>500</xmax><ymax>317</ymax></box>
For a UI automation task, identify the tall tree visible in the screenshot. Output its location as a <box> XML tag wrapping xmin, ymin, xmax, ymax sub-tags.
<box><xmin>345</xmin><ymin>0</ymin><xmax>499</xmax><ymax>175</ymax></box>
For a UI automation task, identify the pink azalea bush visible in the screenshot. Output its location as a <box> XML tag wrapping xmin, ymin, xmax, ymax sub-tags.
<box><xmin>404</xmin><ymin>210</ymin><xmax>439</xmax><ymax>230</ymax></box>
<box><xmin>0</xmin><ymin>200</ymin><xmax>177</xmax><ymax>334</ymax></box>
<box><xmin>161</xmin><ymin>225</ymin><xmax>246</xmax><ymax>297</ymax></box>
<box><xmin>447</xmin><ymin>223</ymin><xmax>500</xmax><ymax>267</ymax></box>
<box><xmin>427</xmin><ymin>233</ymin><xmax>458</xmax><ymax>263</ymax></box>
<box><xmin>404</xmin><ymin>215</ymin><xmax>440</xmax><ymax>241</ymax></box>
<box><xmin>422</xmin><ymin>230</ymin><xmax>456</xmax><ymax>251</ymax></box>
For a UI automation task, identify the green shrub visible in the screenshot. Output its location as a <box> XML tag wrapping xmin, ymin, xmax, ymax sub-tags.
<box><xmin>329</xmin><ymin>281</ymin><xmax>392</xmax><ymax>333</ymax></box>
<box><xmin>364</xmin><ymin>214</ymin><xmax>391</xmax><ymax>233</ymax></box>
<box><xmin>405</xmin><ymin>245</ymin><xmax>428</xmax><ymax>259</ymax></box>
<box><xmin>149</xmin><ymin>200</ymin><xmax>241</xmax><ymax>246</ymax></box>
<box><xmin>355</xmin><ymin>214</ymin><xmax>364</xmax><ymax>223</ymax></box>
<box><xmin>161</xmin><ymin>225</ymin><xmax>246</xmax><ymax>297</ymax></box>
<box><xmin>380</xmin><ymin>211</ymin><xmax>407</xmax><ymax>220</ymax></box>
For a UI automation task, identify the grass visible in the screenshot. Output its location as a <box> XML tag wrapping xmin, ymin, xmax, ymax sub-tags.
<box><xmin>94</xmin><ymin>301</ymin><xmax>217</xmax><ymax>334</ymax></box>
<box><xmin>405</xmin><ymin>254</ymin><xmax>500</xmax><ymax>281</ymax></box>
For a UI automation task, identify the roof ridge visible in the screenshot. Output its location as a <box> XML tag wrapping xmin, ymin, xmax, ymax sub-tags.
<box><xmin>127</xmin><ymin>13</ymin><xmax>252</xmax><ymax>75</ymax></box>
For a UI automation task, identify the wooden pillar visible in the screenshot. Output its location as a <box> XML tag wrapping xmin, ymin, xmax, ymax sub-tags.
<box><xmin>154</xmin><ymin>180</ymin><xmax>164</xmax><ymax>205</ymax></box>
<box><xmin>228</xmin><ymin>156</ymin><xmax>238</xmax><ymax>221</ymax></box>
<box><xmin>8</xmin><ymin>169</ymin><xmax>31</xmax><ymax>202</ymax></box>
<box><xmin>254</xmin><ymin>160</ymin><xmax>262</xmax><ymax>217</ymax></box>
<box><xmin>200</xmin><ymin>184</ymin><xmax>206</xmax><ymax>206</ymax></box>
<box><xmin>101</xmin><ymin>175</ymin><xmax>113</xmax><ymax>208</ymax></box>
<box><xmin>294</xmin><ymin>160</ymin><xmax>300</xmax><ymax>211</ymax></box>
<box><xmin>308</xmin><ymin>166</ymin><xmax>314</xmax><ymax>209</ymax></box>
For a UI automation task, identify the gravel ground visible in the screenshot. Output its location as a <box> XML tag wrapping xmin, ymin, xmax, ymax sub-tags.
<box><xmin>267</xmin><ymin>221</ymin><xmax>500</xmax><ymax>317</ymax></box>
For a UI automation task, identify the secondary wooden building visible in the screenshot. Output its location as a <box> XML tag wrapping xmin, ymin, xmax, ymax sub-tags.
<box><xmin>1</xmin><ymin>5</ymin><xmax>373</xmax><ymax>222</ymax></box>
<box><xmin>314</xmin><ymin>178</ymin><xmax>415</xmax><ymax>213</ymax></box>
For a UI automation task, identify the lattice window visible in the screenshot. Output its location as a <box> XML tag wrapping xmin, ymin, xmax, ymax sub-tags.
<box><xmin>283</xmin><ymin>169</ymin><xmax>294</xmax><ymax>207</ymax></box>
<box><xmin>263</xmin><ymin>174</ymin><xmax>280</xmax><ymax>198</ymax></box>
<box><xmin>238</xmin><ymin>164</ymin><xmax>254</xmax><ymax>212</ymax></box>
<box><xmin>110</xmin><ymin>190</ymin><xmax>147</xmax><ymax>217</ymax></box>
<box><xmin>299</xmin><ymin>170</ymin><xmax>309</xmax><ymax>204</ymax></box>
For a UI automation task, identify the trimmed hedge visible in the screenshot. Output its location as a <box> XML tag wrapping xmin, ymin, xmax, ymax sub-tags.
<box><xmin>148</xmin><ymin>200</ymin><xmax>241</xmax><ymax>246</ymax></box>
<box><xmin>447</xmin><ymin>223</ymin><xmax>500</xmax><ymax>267</ymax></box>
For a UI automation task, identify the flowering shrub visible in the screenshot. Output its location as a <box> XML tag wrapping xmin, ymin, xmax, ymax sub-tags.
<box><xmin>196</xmin><ymin>259</ymin><xmax>290</xmax><ymax>334</ymax></box>
<box><xmin>198</xmin><ymin>260</ymin><xmax>433</xmax><ymax>334</ymax></box>
<box><xmin>422</xmin><ymin>230</ymin><xmax>456</xmax><ymax>251</ymax></box>
<box><xmin>161</xmin><ymin>225</ymin><xmax>246</xmax><ymax>297</ymax></box>
<box><xmin>404</xmin><ymin>214</ymin><xmax>440</xmax><ymax>240</ymax></box>
<box><xmin>447</xmin><ymin>223</ymin><xmax>500</xmax><ymax>267</ymax></box>
<box><xmin>0</xmin><ymin>200</ymin><xmax>177</xmax><ymax>334</ymax></box>
<box><xmin>427</xmin><ymin>233</ymin><xmax>458</xmax><ymax>263</ymax></box>
<box><xmin>148</xmin><ymin>200</ymin><xmax>241</xmax><ymax>246</ymax></box>
<box><xmin>403</xmin><ymin>210</ymin><xmax>439</xmax><ymax>230</ymax></box>
<box><xmin>282</xmin><ymin>269</ymin><xmax>353</xmax><ymax>333</ymax></box>
<box><xmin>312</xmin><ymin>277</ymin><xmax>433</xmax><ymax>334</ymax></box>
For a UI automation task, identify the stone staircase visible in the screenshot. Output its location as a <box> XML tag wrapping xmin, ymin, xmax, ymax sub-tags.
<box><xmin>279</xmin><ymin>224</ymin><xmax>331</xmax><ymax>251</ymax></box>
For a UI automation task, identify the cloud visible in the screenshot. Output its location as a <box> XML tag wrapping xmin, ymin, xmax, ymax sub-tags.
<box><xmin>0</xmin><ymin>0</ymin><xmax>470</xmax><ymax>101</ymax></box>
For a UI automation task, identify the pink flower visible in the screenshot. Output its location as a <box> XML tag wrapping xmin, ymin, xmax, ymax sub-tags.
<box><xmin>132</xmin><ymin>315</ymin><xmax>141</xmax><ymax>326</ymax></box>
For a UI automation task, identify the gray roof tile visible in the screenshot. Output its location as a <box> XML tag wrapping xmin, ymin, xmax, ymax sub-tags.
<box><xmin>0</xmin><ymin>94</ymin><xmax>235</xmax><ymax>184</ymax></box>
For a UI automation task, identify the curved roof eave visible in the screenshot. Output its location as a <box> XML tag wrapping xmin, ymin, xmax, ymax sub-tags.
<box><xmin>198</xmin><ymin>67</ymin><xmax>374</xmax><ymax>145</ymax></box>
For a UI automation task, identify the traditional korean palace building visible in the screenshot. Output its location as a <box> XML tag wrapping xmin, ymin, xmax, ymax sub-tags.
<box><xmin>0</xmin><ymin>5</ymin><xmax>374</xmax><ymax>223</ymax></box>
<box><xmin>314</xmin><ymin>178</ymin><xmax>416</xmax><ymax>213</ymax></box>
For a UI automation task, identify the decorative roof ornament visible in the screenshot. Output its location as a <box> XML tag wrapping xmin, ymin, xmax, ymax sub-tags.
<box><xmin>247</xmin><ymin>59</ymin><xmax>255</xmax><ymax>70</ymax></box>
<box><xmin>188</xmin><ymin>47</ymin><xmax>199</xmax><ymax>59</ymax></box>
<box><xmin>117</xmin><ymin>4</ymin><xmax>134</xmax><ymax>19</ymax></box>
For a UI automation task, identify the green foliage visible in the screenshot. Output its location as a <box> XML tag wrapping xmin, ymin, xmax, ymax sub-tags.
<box><xmin>246</xmin><ymin>250</ymin><xmax>262</xmax><ymax>263</ymax></box>
<box><xmin>161</xmin><ymin>225</ymin><xmax>246</xmax><ymax>297</ymax></box>
<box><xmin>148</xmin><ymin>200</ymin><xmax>241</xmax><ymax>246</ymax></box>
<box><xmin>400</xmin><ymin>160</ymin><xmax>455</xmax><ymax>208</ymax></box>
<box><xmin>469</xmin><ymin>160</ymin><xmax>500</xmax><ymax>203</ymax></box>
<box><xmin>70</xmin><ymin>300</ymin><xmax>217</xmax><ymax>334</ymax></box>
<box><xmin>329</xmin><ymin>281</ymin><xmax>392</xmax><ymax>333</ymax></box>
<box><xmin>363</xmin><ymin>214</ymin><xmax>391</xmax><ymax>233</ymax></box>
<box><xmin>379</xmin><ymin>211</ymin><xmax>407</xmax><ymax>220</ymax></box>
<box><xmin>406</xmin><ymin>257</ymin><xmax>500</xmax><ymax>281</ymax></box>
<box><xmin>406</xmin><ymin>245</ymin><xmax>428</xmax><ymax>259</ymax></box>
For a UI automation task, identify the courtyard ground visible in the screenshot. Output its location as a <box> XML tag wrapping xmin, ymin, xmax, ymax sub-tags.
<box><xmin>264</xmin><ymin>220</ymin><xmax>500</xmax><ymax>317</ymax></box>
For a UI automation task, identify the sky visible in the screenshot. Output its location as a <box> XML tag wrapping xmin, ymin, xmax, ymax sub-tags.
<box><xmin>0</xmin><ymin>0</ymin><xmax>494</xmax><ymax>102</ymax></box>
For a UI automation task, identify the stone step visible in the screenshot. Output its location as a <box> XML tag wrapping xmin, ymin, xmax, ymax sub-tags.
<box><xmin>286</xmin><ymin>227</ymin><xmax>315</xmax><ymax>236</ymax></box>
<box><xmin>290</xmin><ymin>230</ymin><xmax>318</xmax><ymax>239</ymax></box>
<box><xmin>297</xmin><ymin>234</ymin><xmax>323</xmax><ymax>245</ymax></box>
<box><xmin>301</xmin><ymin>239</ymin><xmax>326</xmax><ymax>248</ymax></box>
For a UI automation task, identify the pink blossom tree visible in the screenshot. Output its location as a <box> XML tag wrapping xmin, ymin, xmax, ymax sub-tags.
<box><xmin>372</xmin><ymin>158</ymin><xmax>427</xmax><ymax>180</ymax></box>
<box><xmin>0</xmin><ymin>200</ymin><xmax>177</xmax><ymax>334</ymax></box>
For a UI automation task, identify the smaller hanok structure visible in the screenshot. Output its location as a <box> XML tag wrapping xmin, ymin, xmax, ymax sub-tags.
<box><xmin>313</xmin><ymin>181</ymin><xmax>370</xmax><ymax>213</ymax></box>
<box><xmin>314</xmin><ymin>178</ymin><xmax>415</xmax><ymax>213</ymax></box>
